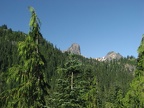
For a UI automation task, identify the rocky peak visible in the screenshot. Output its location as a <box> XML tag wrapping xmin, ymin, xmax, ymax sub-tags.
<box><xmin>66</xmin><ymin>43</ymin><xmax>81</xmax><ymax>55</ymax></box>
<box><xmin>96</xmin><ymin>51</ymin><xmax>123</xmax><ymax>61</ymax></box>
<box><xmin>105</xmin><ymin>51</ymin><xmax>123</xmax><ymax>61</ymax></box>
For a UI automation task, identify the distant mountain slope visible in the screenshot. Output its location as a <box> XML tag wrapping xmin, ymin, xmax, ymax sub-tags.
<box><xmin>0</xmin><ymin>25</ymin><xmax>67</xmax><ymax>77</ymax></box>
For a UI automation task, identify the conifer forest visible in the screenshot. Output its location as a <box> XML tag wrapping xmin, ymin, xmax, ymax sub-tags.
<box><xmin>0</xmin><ymin>7</ymin><xmax>144</xmax><ymax>108</ymax></box>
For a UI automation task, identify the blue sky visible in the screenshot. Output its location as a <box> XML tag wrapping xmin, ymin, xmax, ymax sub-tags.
<box><xmin>0</xmin><ymin>0</ymin><xmax>144</xmax><ymax>58</ymax></box>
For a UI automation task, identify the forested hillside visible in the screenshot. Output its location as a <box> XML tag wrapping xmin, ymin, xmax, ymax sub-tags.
<box><xmin>0</xmin><ymin>8</ymin><xmax>142</xmax><ymax>108</ymax></box>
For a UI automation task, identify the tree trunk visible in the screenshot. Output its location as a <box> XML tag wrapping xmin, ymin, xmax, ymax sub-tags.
<box><xmin>71</xmin><ymin>72</ymin><xmax>73</xmax><ymax>90</ymax></box>
<box><xmin>36</xmin><ymin>33</ymin><xmax>39</xmax><ymax>53</ymax></box>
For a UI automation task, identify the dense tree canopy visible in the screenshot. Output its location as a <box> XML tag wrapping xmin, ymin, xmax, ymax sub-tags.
<box><xmin>0</xmin><ymin>7</ymin><xmax>141</xmax><ymax>108</ymax></box>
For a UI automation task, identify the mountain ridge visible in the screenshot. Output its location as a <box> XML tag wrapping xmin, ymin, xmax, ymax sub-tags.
<box><xmin>64</xmin><ymin>43</ymin><xmax>126</xmax><ymax>61</ymax></box>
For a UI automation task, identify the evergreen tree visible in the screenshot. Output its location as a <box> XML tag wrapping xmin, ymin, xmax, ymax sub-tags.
<box><xmin>0</xmin><ymin>11</ymin><xmax>137</xmax><ymax>108</ymax></box>
<box><xmin>0</xmin><ymin>7</ymin><xmax>49</xmax><ymax>108</ymax></box>
<box><xmin>48</xmin><ymin>54</ymin><xmax>84</xmax><ymax>108</ymax></box>
<box><xmin>123</xmin><ymin>35</ymin><xmax>144</xmax><ymax>108</ymax></box>
<box><xmin>64</xmin><ymin>54</ymin><xmax>82</xmax><ymax>90</ymax></box>
<box><xmin>82</xmin><ymin>77</ymin><xmax>98</xmax><ymax>108</ymax></box>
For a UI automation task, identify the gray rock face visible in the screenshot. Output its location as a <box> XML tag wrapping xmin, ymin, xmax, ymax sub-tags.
<box><xmin>67</xmin><ymin>43</ymin><xmax>81</xmax><ymax>55</ymax></box>
<box><xmin>105</xmin><ymin>51</ymin><xmax>123</xmax><ymax>60</ymax></box>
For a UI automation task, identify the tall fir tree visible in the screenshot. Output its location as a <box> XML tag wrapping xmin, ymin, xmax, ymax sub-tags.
<box><xmin>0</xmin><ymin>7</ymin><xmax>49</xmax><ymax>108</ymax></box>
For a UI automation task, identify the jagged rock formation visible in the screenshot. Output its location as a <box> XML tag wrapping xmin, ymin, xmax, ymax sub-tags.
<box><xmin>66</xmin><ymin>43</ymin><xmax>81</xmax><ymax>55</ymax></box>
<box><xmin>105</xmin><ymin>51</ymin><xmax>123</xmax><ymax>61</ymax></box>
<box><xmin>96</xmin><ymin>51</ymin><xmax>123</xmax><ymax>61</ymax></box>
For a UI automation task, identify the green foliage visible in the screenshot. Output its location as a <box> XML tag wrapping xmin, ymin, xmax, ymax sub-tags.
<box><xmin>123</xmin><ymin>35</ymin><xmax>144</xmax><ymax>108</ymax></box>
<box><xmin>0</xmin><ymin>7</ymin><xmax>49</xmax><ymax>108</ymax></box>
<box><xmin>0</xmin><ymin>24</ymin><xmax>66</xmax><ymax>107</ymax></box>
<box><xmin>0</xmin><ymin>8</ymin><xmax>138</xmax><ymax>108</ymax></box>
<box><xmin>82</xmin><ymin>77</ymin><xmax>98</xmax><ymax>108</ymax></box>
<box><xmin>123</xmin><ymin>76</ymin><xmax>144</xmax><ymax>108</ymax></box>
<box><xmin>0</xmin><ymin>23</ymin><xmax>136</xmax><ymax>107</ymax></box>
<box><xmin>47</xmin><ymin>54</ymin><xmax>85</xmax><ymax>108</ymax></box>
<box><xmin>0</xmin><ymin>24</ymin><xmax>7</xmax><ymax>29</ymax></box>
<box><xmin>64</xmin><ymin>54</ymin><xmax>82</xmax><ymax>90</ymax></box>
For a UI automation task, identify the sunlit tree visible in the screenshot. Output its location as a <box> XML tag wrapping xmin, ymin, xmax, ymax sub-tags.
<box><xmin>123</xmin><ymin>35</ymin><xmax>144</xmax><ymax>108</ymax></box>
<box><xmin>1</xmin><ymin>7</ymin><xmax>49</xmax><ymax>108</ymax></box>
